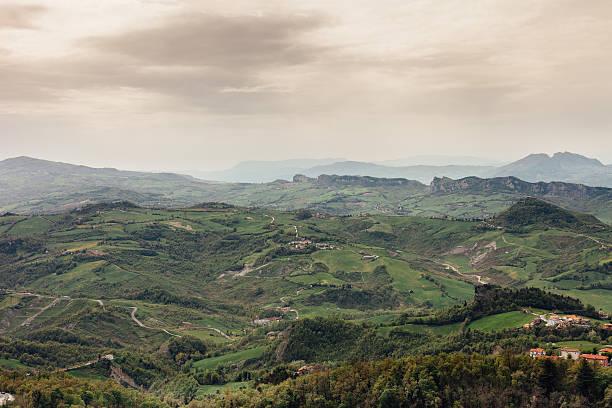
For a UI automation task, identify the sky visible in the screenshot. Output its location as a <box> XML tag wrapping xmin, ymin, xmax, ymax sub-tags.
<box><xmin>1</xmin><ymin>0</ymin><xmax>611</xmax><ymax>171</ymax></box>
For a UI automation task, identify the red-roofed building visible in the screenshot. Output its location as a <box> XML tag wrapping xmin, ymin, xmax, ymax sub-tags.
<box><xmin>535</xmin><ymin>355</ymin><xmax>558</xmax><ymax>360</ymax></box>
<box><xmin>529</xmin><ymin>348</ymin><xmax>545</xmax><ymax>358</ymax></box>
<box><xmin>599</xmin><ymin>347</ymin><xmax>612</xmax><ymax>355</ymax></box>
<box><xmin>581</xmin><ymin>354</ymin><xmax>609</xmax><ymax>367</ymax></box>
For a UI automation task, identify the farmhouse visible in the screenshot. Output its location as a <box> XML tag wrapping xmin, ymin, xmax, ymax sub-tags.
<box><xmin>529</xmin><ymin>348</ymin><xmax>545</xmax><ymax>358</ymax></box>
<box><xmin>580</xmin><ymin>354</ymin><xmax>609</xmax><ymax>367</ymax></box>
<box><xmin>603</xmin><ymin>323</ymin><xmax>612</xmax><ymax>331</ymax></box>
<box><xmin>599</xmin><ymin>347</ymin><xmax>612</xmax><ymax>355</ymax></box>
<box><xmin>560</xmin><ymin>348</ymin><xmax>581</xmax><ymax>360</ymax></box>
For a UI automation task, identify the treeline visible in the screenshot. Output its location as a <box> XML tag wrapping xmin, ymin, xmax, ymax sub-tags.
<box><xmin>399</xmin><ymin>284</ymin><xmax>595</xmax><ymax>325</ymax></box>
<box><xmin>303</xmin><ymin>285</ymin><xmax>398</xmax><ymax>310</ymax></box>
<box><xmin>130</xmin><ymin>288</ymin><xmax>244</xmax><ymax>316</ymax></box>
<box><xmin>0</xmin><ymin>336</ymin><xmax>100</xmax><ymax>369</ymax></box>
<box><xmin>128</xmin><ymin>224</ymin><xmax>269</xmax><ymax>277</ymax></box>
<box><xmin>0</xmin><ymin>369</ymin><xmax>167</xmax><ymax>408</ymax></box>
<box><xmin>201</xmin><ymin>353</ymin><xmax>612</xmax><ymax>408</ymax></box>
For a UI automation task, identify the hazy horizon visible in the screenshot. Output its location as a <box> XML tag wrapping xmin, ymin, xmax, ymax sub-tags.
<box><xmin>2</xmin><ymin>1</ymin><xmax>612</xmax><ymax>171</ymax></box>
<box><xmin>1</xmin><ymin>151</ymin><xmax>610</xmax><ymax>174</ymax></box>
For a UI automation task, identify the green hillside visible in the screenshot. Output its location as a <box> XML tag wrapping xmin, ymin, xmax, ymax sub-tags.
<box><xmin>0</xmin><ymin>200</ymin><xmax>610</xmax><ymax>404</ymax></box>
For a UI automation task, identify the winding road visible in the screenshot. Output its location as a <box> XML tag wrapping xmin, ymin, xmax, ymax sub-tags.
<box><xmin>130</xmin><ymin>307</ymin><xmax>181</xmax><ymax>337</ymax></box>
<box><xmin>206</xmin><ymin>327</ymin><xmax>232</xmax><ymax>340</ymax></box>
<box><xmin>20</xmin><ymin>297</ymin><xmax>61</xmax><ymax>327</ymax></box>
<box><xmin>442</xmin><ymin>263</ymin><xmax>486</xmax><ymax>284</ymax></box>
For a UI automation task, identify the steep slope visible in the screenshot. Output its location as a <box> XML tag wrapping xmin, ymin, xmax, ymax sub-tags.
<box><xmin>302</xmin><ymin>160</ymin><xmax>494</xmax><ymax>183</ymax></box>
<box><xmin>429</xmin><ymin>175</ymin><xmax>609</xmax><ymax>200</ymax></box>
<box><xmin>428</xmin><ymin>176</ymin><xmax>612</xmax><ymax>223</ymax></box>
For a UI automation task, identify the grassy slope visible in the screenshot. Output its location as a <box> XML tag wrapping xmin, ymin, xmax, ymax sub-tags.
<box><xmin>467</xmin><ymin>311</ymin><xmax>534</xmax><ymax>331</ymax></box>
<box><xmin>0</xmin><ymin>201</ymin><xmax>610</xmax><ymax>397</ymax></box>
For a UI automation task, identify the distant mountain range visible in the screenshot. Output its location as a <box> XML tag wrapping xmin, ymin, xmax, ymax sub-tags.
<box><xmin>492</xmin><ymin>152</ymin><xmax>612</xmax><ymax>186</ymax></box>
<box><xmin>1</xmin><ymin>154</ymin><xmax>611</xmax><ymax>223</ymax></box>
<box><xmin>185</xmin><ymin>158</ymin><xmax>345</xmax><ymax>183</ymax></box>
<box><xmin>188</xmin><ymin>152</ymin><xmax>612</xmax><ymax>187</ymax></box>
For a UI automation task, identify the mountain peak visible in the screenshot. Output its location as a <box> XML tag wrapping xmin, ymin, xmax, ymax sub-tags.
<box><xmin>493</xmin><ymin>152</ymin><xmax>608</xmax><ymax>184</ymax></box>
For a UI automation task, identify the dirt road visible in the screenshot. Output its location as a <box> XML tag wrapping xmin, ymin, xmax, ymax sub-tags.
<box><xmin>206</xmin><ymin>327</ymin><xmax>232</xmax><ymax>340</ymax></box>
<box><xmin>442</xmin><ymin>263</ymin><xmax>486</xmax><ymax>284</ymax></box>
<box><xmin>130</xmin><ymin>307</ymin><xmax>181</xmax><ymax>337</ymax></box>
<box><xmin>20</xmin><ymin>297</ymin><xmax>61</xmax><ymax>327</ymax></box>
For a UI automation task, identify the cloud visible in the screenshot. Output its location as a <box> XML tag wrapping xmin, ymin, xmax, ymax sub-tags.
<box><xmin>0</xmin><ymin>11</ymin><xmax>333</xmax><ymax>114</ymax></box>
<box><xmin>0</xmin><ymin>4</ymin><xmax>46</xmax><ymax>29</ymax></box>
<box><xmin>85</xmin><ymin>12</ymin><xmax>330</xmax><ymax>68</ymax></box>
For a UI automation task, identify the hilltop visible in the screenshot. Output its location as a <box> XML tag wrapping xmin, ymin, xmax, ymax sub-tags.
<box><xmin>494</xmin><ymin>197</ymin><xmax>607</xmax><ymax>232</ymax></box>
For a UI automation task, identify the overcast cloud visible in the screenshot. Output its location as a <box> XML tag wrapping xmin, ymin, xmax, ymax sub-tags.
<box><xmin>1</xmin><ymin>0</ymin><xmax>611</xmax><ymax>170</ymax></box>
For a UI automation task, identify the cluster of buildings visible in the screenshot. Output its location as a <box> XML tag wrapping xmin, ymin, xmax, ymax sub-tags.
<box><xmin>288</xmin><ymin>240</ymin><xmax>342</xmax><ymax>251</ymax></box>
<box><xmin>253</xmin><ymin>316</ymin><xmax>281</xmax><ymax>326</ymax></box>
<box><xmin>555</xmin><ymin>315</ymin><xmax>592</xmax><ymax>327</ymax></box>
<box><xmin>529</xmin><ymin>347</ymin><xmax>612</xmax><ymax>367</ymax></box>
<box><xmin>255</xmin><ymin>305</ymin><xmax>298</xmax><ymax>327</ymax></box>
<box><xmin>523</xmin><ymin>314</ymin><xmax>593</xmax><ymax>329</ymax></box>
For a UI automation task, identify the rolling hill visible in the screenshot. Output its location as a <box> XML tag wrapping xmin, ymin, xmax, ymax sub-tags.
<box><xmin>0</xmin><ymin>200</ymin><xmax>610</xmax><ymax>404</ymax></box>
